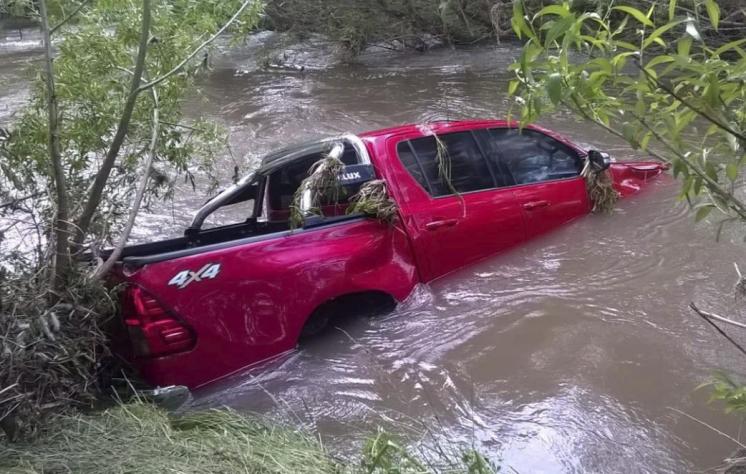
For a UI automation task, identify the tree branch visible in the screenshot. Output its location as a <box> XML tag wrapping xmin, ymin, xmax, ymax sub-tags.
<box><xmin>39</xmin><ymin>0</ymin><xmax>72</xmax><ymax>289</ymax></box>
<box><xmin>690</xmin><ymin>302</ymin><xmax>746</xmax><ymax>357</ymax></box>
<box><xmin>74</xmin><ymin>0</ymin><xmax>255</xmax><ymax>249</ymax></box>
<box><xmin>0</xmin><ymin>192</ymin><xmax>45</xmax><ymax>210</ymax></box>
<box><xmin>669</xmin><ymin>407</ymin><xmax>746</xmax><ymax>450</ymax></box>
<box><xmin>634</xmin><ymin>60</ymin><xmax>746</xmax><ymax>145</ymax></box>
<box><xmin>92</xmin><ymin>86</ymin><xmax>159</xmax><ymax>280</ymax></box>
<box><xmin>136</xmin><ymin>0</ymin><xmax>256</xmax><ymax>93</ymax></box>
<box><xmin>632</xmin><ymin>114</ymin><xmax>746</xmax><ymax>220</ymax></box>
<box><xmin>73</xmin><ymin>0</ymin><xmax>151</xmax><ymax>249</ymax></box>
<box><xmin>563</xmin><ymin>93</ymin><xmax>633</xmax><ymax>147</ymax></box>
<box><xmin>50</xmin><ymin>0</ymin><xmax>93</xmax><ymax>35</ymax></box>
<box><xmin>565</xmin><ymin>87</ymin><xmax>746</xmax><ymax>220</ymax></box>
<box><xmin>690</xmin><ymin>304</ymin><xmax>746</xmax><ymax>330</ymax></box>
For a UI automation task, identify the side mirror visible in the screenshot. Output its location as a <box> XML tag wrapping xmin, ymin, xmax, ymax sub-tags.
<box><xmin>588</xmin><ymin>150</ymin><xmax>611</xmax><ymax>171</ymax></box>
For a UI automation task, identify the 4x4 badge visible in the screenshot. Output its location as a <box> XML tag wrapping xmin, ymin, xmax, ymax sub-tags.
<box><xmin>168</xmin><ymin>263</ymin><xmax>221</xmax><ymax>289</ymax></box>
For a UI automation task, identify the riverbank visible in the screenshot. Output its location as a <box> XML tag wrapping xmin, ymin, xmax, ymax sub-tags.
<box><xmin>0</xmin><ymin>401</ymin><xmax>495</xmax><ymax>473</ymax></box>
<box><xmin>0</xmin><ymin>403</ymin><xmax>340</xmax><ymax>473</ymax></box>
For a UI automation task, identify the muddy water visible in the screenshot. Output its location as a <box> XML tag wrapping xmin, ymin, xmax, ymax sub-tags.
<box><xmin>3</xmin><ymin>30</ymin><xmax>746</xmax><ymax>472</ymax></box>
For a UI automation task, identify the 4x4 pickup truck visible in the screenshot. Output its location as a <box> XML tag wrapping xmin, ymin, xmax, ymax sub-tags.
<box><xmin>114</xmin><ymin>119</ymin><xmax>667</xmax><ymax>389</ymax></box>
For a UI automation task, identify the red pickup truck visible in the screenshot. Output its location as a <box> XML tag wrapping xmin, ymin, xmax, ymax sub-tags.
<box><xmin>114</xmin><ymin>119</ymin><xmax>667</xmax><ymax>389</ymax></box>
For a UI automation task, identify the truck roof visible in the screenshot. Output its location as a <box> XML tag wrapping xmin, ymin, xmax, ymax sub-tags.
<box><xmin>357</xmin><ymin>119</ymin><xmax>516</xmax><ymax>140</ymax></box>
<box><xmin>258</xmin><ymin>119</ymin><xmax>519</xmax><ymax>169</ymax></box>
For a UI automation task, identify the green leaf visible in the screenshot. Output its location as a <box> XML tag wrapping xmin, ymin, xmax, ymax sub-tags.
<box><xmin>693</xmin><ymin>176</ymin><xmax>704</xmax><ymax>195</ymax></box>
<box><xmin>726</xmin><ymin>163</ymin><xmax>739</xmax><ymax>181</ymax></box>
<box><xmin>695</xmin><ymin>205</ymin><xmax>714</xmax><ymax>222</ymax></box>
<box><xmin>640</xmin><ymin>131</ymin><xmax>653</xmax><ymax>150</ymax></box>
<box><xmin>672</xmin><ymin>158</ymin><xmax>687</xmax><ymax>178</ymax></box>
<box><xmin>508</xmin><ymin>79</ymin><xmax>520</xmax><ymax>96</ymax></box>
<box><xmin>614</xmin><ymin>40</ymin><xmax>639</xmax><ymax>51</ymax></box>
<box><xmin>534</xmin><ymin>4</ymin><xmax>570</xmax><ymax>18</ymax></box>
<box><xmin>681</xmin><ymin>176</ymin><xmax>694</xmax><ymax>196</ymax></box>
<box><xmin>545</xmin><ymin>15</ymin><xmax>577</xmax><ymax>47</ymax></box>
<box><xmin>511</xmin><ymin>0</ymin><xmax>533</xmax><ymax>40</ymax></box>
<box><xmin>704</xmin><ymin>77</ymin><xmax>721</xmax><ymax>109</ymax></box>
<box><xmin>668</xmin><ymin>0</ymin><xmax>677</xmax><ymax>21</ymax></box>
<box><xmin>705</xmin><ymin>0</ymin><xmax>720</xmax><ymax>30</ymax></box>
<box><xmin>677</xmin><ymin>36</ymin><xmax>692</xmax><ymax>57</ymax></box>
<box><xmin>645</xmin><ymin>55</ymin><xmax>674</xmax><ymax>69</ymax></box>
<box><xmin>643</xmin><ymin>20</ymin><xmax>686</xmax><ymax>49</ymax></box>
<box><xmin>612</xmin><ymin>6</ymin><xmax>654</xmax><ymax>27</ymax></box>
<box><xmin>622</xmin><ymin>122</ymin><xmax>640</xmax><ymax>149</ymax></box>
<box><xmin>713</xmin><ymin>38</ymin><xmax>746</xmax><ymax>57</ymax></box>
<box><xmin>546</xmin><ymin>73</ymin><xmax>563</xmax><ymax>105</ymax></box>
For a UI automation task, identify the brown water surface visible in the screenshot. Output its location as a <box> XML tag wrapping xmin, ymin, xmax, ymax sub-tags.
<box><xmin>2</xmin><ymin>29</ymin><xmax>745</xmax><ymax>473</ymax></box>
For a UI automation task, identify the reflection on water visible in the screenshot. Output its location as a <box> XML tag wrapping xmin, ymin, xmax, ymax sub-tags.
<box><xmin>3</xmin><ymin>30</ymin><xmax>746</xmax><ymax>473</ymax></box>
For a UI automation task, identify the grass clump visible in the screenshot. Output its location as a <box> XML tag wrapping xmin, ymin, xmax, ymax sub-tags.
<box><xmin>346</xmin><ymin>180</ymin><xmax>398</xmax><ymax>224</ymax></box>
<box><xmin>0</xmin><ymin>401</ymin><xmax>501</xmax><ymax>473</ymax></box>
<box><xmin>0</xmin><ymin>270</ymin><xmax>119</xmax><ymax>440</ymax></box>
<box><xmin>581</xmin><ymin>160</ymin><xmax>619</xmax><ymax>214</ymax></box>
<box><xmin>0</xmin><ymin>402</ymin><xmax>339</xmax><ymax>474</ymax></box>
<box><xmin>289</xmin><ymin>150</ymin><xmax>346</xmax><ymax>229</ymax></box>
<box><xmin>361</xmin><ymin>428</ymin><xmax>497</xmax><ymax>474</ymax></box>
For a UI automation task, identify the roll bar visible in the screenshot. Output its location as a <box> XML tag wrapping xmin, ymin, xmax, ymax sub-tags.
<box><xmin>299</xmin><ymin>142</ymin><xmax>345</xmax><ymax>220</ymax></box>
<box><xmin>187</xmin><ymin>134</ymin><xmax>371</xmax><ymax>233</ymax></box>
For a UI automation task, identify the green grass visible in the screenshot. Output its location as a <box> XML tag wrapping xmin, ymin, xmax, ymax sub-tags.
<box><xmin>0</xmin><ymin>402</ymin><xmax>498</xmax><ymax>473</ymax></box>
<box><xmin>0</xmin><ymin>403</ymin><xmax>339</xmax><ymax>474</ymax></box>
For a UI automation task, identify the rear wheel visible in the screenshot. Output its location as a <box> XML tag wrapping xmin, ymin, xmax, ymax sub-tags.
<box><xmin>299</xmin><ymin>292</ymin><xmax>396</xmax><ymax>342</ymax></box>
<box><xmin>299</xmin><ymin>309</ymin><xmax>331</xmax><ymax>339</ymax></box>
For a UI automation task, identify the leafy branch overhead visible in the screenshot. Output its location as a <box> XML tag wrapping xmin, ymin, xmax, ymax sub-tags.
<box><xmin>508</xmin><ymin>0</ymin><xmax>746</xmax><ymax>224</ymax></box>
<box><xmin>3</xmin><ymin>0</ymin><xmax>263</xmax><ymax>269</ymax></box>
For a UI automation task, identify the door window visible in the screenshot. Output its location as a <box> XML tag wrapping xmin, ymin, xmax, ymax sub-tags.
<box><xmin>486</xmin><ymin>129</ymin><xmax>581</xmax><ymax>185</ymax></box>
<box><xmin>396</xmin><ymin>132</ymin><xmax>495</xmax><ymax>196</ymax></box>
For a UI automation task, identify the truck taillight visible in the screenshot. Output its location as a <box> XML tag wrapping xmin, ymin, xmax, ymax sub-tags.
<box><xmin>123</xmin><ymin>286</ymin><xmax>195</xmax><ymax>357</ymax></box>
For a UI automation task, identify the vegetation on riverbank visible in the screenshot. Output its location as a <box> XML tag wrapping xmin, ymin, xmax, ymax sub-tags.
<box><xmin>265</xmin><ymin>0</ymin><xmax>745</xmax><ymax>55</ymax></box>
<box><xmin>1</xmin><ymin>0</ymin><xmax>263</xmax><ymax>439</ymax></box>
<box><xmin>0</xmin><ymin>403</ymin><xmax>339</xmax><ymax>473</ymax></box>
<box><xmin>508</xmin><ymin>0</ymin><xmax>746</xmax><ymax>221</ymax></box>
<box><xmin>7</xmin><ymin>0</ymin><xmax>742</xmax><ymax>56</ymax></box>
<box><xmin>0</xmin><ymin>402</ymin><xmax>497</xmax><ymax>473</ymax></box>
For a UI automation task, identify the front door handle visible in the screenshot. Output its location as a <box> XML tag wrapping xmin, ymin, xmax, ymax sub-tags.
<box><xmin>523</xmin><ymin>200</ymin><xmax>550</xmax><ymax>211</ymax></box>
<box><xmin>425</xmin><ymin>218</ymin><xmax>458</xmax><ymax>231</ymax></box>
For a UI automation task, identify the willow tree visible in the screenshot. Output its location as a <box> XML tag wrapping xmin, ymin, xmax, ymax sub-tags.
<box><xmin>1</xmin><ymin>0</ymin><xmax>263</xmax><ymax>287</ymax></box>
<box><xmin>0</xmin><ymin>0</ymin><xmax>262</xmax><ymax>438</ymax></box>
<box><xmin>508</xmin><ymin>0</ymin><xmax>746</xmax><ymax>450</ymax></box>
<box><xmin>508</xmin><ymin>0</ymin><xmax>745</xmax><ymax>226</ymax></box>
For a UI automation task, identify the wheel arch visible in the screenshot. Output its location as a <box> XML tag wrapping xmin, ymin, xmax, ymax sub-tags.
<box><xmin>298</xmin><ymin>290</ymin><xmax>398</xmax><ymax>341</ymax></box>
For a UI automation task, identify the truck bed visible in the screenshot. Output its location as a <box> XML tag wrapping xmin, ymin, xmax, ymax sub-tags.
<box><xmin>117</xmin><ymin>215</ymin><xmax>361</xmax><ymax>266</ymax></box>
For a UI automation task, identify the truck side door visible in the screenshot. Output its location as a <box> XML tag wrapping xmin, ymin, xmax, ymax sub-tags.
<box><xmin>483</xmin><ymin>128</ymin><xmax>590</xmax><ymax>238</ymax></box>
<box><xmin>389</xmin><ymin>130</ymin><xmax>526</xmax><ymax>282</ymax></box>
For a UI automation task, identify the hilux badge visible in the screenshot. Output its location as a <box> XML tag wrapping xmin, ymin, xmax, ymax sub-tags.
<box><xmin>168</xmin><ymin>263</ymin><xmax>221</xmax><ymax>289</ymax></box>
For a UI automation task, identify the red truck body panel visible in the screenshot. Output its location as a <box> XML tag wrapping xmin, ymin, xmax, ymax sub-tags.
<box><xmin>116</xmin><ymin>120</ymin><xmax>668</xmax><ymax>389</ymax></box>
<box><xmin>123</xmin><ymin>219</ymin><xmax>417</xmax><ymax>388</ymax></box>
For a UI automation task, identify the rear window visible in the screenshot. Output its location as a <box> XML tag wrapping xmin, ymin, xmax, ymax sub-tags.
<box><xmin>396</xmin><ymin>132</ymin><xmax>495</xmax><ymax>197</ymax></box>
<box><xmin>268</xmin><ymin>144</ymin><xmax>359</xmax><ymax>210</ymax></box>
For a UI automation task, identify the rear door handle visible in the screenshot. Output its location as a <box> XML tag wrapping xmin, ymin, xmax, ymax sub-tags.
<box><xmin>523</xmin><ymin>200</ymin><xmax>550</xmax><ymax>211</ymax></box>
<box><xmin>425</xmin><ymin>218</ymin><xmax>458</xmax><ymax>231</ymax></box>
